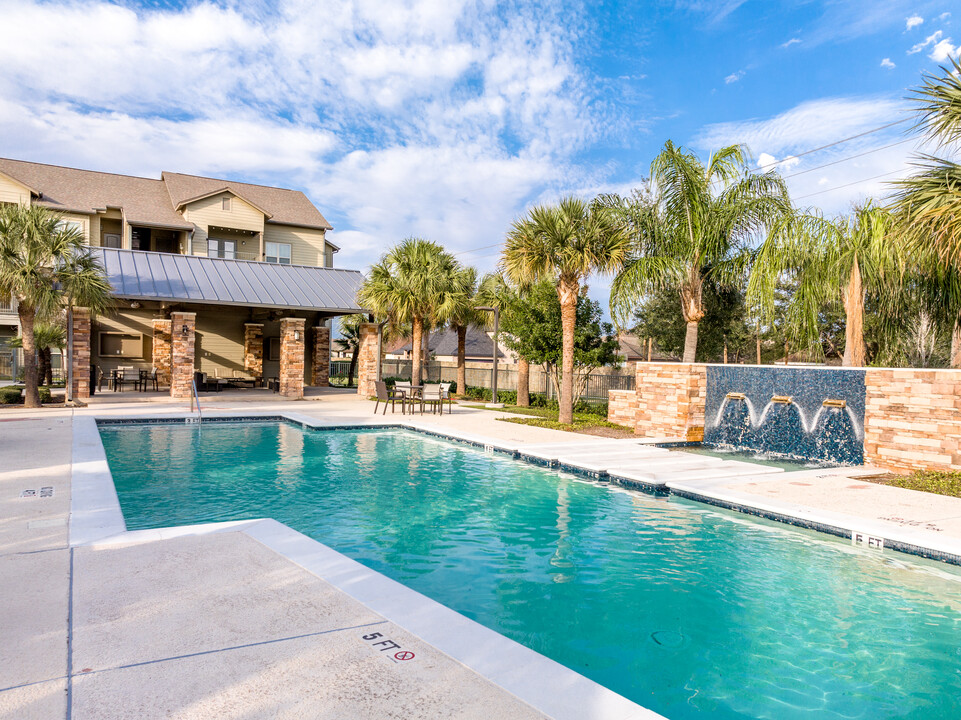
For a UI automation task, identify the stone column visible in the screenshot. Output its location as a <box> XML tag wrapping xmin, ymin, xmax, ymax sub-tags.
<box><xmin>152</xmin><ymin>319</ymin><xmax>172</xmax><ymax>387</ymax></box>
<box><xmin>279</xmin><ymin>317</ymin><xmax>306</xmax><ymax>399</ymax></box>
<box><xmin>312</xmin><ymin>325</ymin><xmax>330</xmax><ymax>386</ymax></box>
<box><xmin>356</xmin><ymin>322</ymin><xmax>380</xmax><ymax>397</ymax></box>
<box><xmin>244</xmin><ymin>323</ymin><xmax>264</xmax><ymax>379</ymax></box>
<box><xmin>170</xmin><ymin>312</ymin><xmax>196</xmax><ymax>399</ymax></box>
<box><xmin>71</xmin><ymin>308</ymin><xmax>91</xmax><ymax>400</ymax></box>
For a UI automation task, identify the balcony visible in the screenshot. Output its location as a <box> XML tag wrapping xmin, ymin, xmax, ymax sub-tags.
<box><xmin>0</xmin><ymin>298</ymin><xmax>17</xmax><ymax>316</ymax></box>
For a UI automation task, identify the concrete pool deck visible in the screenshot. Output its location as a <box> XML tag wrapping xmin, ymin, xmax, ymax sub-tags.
<box><xmin>4</xmin><ymin>388</ymin><xmax>961</xmax><ymax>719</ymax></box>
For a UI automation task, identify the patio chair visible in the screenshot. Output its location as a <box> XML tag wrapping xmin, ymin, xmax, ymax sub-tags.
<box><xmin>420</xmin><ymin>383</ymin><xmax>443</xmax><ymax>415</ymax></box>
<box><xmin>193</xmin><ymin>371</ymin><xmax>207</xmax><ymax>392</ymax></box>
<box><xmin>439</xmin><ymin>382</ymin><xmax>453</xmax><ymax>414</ymax></box>
<box><xmin>141</xmin><ymin>367</ymin><xmax>159</xmax><ymax>391</ymax></box>
<box><xmin>374</xmin><ymin>380</ymin><xmax>405</xmax><ymax>415</ymax></box>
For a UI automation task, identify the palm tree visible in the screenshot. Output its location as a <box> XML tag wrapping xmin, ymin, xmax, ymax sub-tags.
<box><xmin>9</xmin><ymin>321</ymin><xmax>66</xmax><ymax>387</ymax></box>
<box><xmin>334</xmin><ymin>314</ymin><xmax>364</xmax><ymax>386</ymax></box>
<box><xmin>0</xmin><ymin>205</ymin><xmax>111</xmax><ymax>407</ymax></box>
<box><xmin>749</xmin><ymin>202</ymin><xmax>898</xmax><ymax>367</ymax></box>
<box><xmin>502</xmin><ymin>196</ymin><xmax>628</xmax><ymax>424</ymax></box>
<box><xmin>358</xmin><ymin>237</ymin><xmax>458</xmax><ymax>386</ymax></box>
<box><xmin>446</xmin><ymin>265</ymin><xmax>485</xmax><ymax>396</ymax></box>
<box><xmin>478</xmin><ymin>272</ymin><xmax>532</xmax><ymax>406</ymax></box>
<box><xmin>608</xmin><ymin>142</ymin><xmax>791</xmax><ymax>362</ymax></box>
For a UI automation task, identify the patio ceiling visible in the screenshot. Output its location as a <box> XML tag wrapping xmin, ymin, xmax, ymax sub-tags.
<box><xmin>94</xmin><ymin>247</ymin><xmax>366</xmax><ymax>314</ymax></box>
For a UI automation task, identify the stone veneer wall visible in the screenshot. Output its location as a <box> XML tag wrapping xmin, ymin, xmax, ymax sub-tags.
<box><xmin>608</xmin><ymin>389</ymin><xmax>638</xmax><ymax>428</ymax></box>
<box><xmin>170</xmin><ymin>312</ymin><xmax>196</xmax><ymax>400</ymax></box>
<box><xmin>243</xmin><ymin>323</ymin><xmax>264</xmax><ymax>379</ymax></box>
<box><xmin>70</xmin><ymin>308</ymin><xmax>91</xmax><ymax>400</ymax></box>
<box><xmin>356</xmin><ymin>323</ymin><xmax>380</xmax><ymax>398</ymax></box>
<box><xmin>864</xmin><ymin>368</ymin><xmax>961</xmax><ymax>472</ymax></box>
<box><xmin>311</xmin><ymin>326</ymin><xmax>330</xmax><ymax>387</ymax></box>
<box><xmin>278</xmin><ymin>318</ymin><xmax>305</xmax><ymax>398</ymax></box>
<box><xmin>634</xmin><ymin>362</ymin><xmax>707</xmax><ymax>441</ymax></box>
<box><xmin>151</xmin><ymin>319</ymin><xmax>171</xmax><ymax>387</ymax></box>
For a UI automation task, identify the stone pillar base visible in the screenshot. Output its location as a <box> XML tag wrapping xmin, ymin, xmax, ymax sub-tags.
<box><xmin>170</xmin><ymin>312</ymin><xmax>196</xmax><ymax>400</ymax></box>
<box><xmin>312</xmin><ymin>325</ymin><xmax>330</xmax><ymax>386</ymax></box>
<box><xmin>70</xmin><ymin>308</ymin><xmax>91</xmax><ymax>400</ymax></box>
<box><xmin>357</xmin><ymin>323</ymin><xmax>380</xmax><ymax>397</ymax></box>
<box><xmin>279</xmin><ymin>318</ymin><xmax>306</xmax><ymax>398</ymax></box>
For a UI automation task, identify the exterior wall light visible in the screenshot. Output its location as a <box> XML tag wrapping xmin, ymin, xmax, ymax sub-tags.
<box><xmin>294</xmin><ymin>330</ymin><xmax>301</xmax><ymax>341</ymax></box>
<box><xmin>182</xmin><ymin>325</ymin><xmax>189</xmax><ymax>336</ymax></box>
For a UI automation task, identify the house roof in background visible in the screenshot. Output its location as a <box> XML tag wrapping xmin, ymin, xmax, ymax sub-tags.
<box><xmin>162</xmin><ymin>172</ymin><xmax>332</xmax><ymax>230</ymax></box>
<box><xmin>0</xmin><ymin>158</ymin><xmax>192</xmax><ymax>229</ymax></box>
<box><xmin>394</xmin><ymin>327</ymin><xmax>504</xmax><ymax>358</ymax></box>
<box><xmin>96</xmin><ymin>247</ymin><xmax>364</xmax><ymax>313</ymax></box>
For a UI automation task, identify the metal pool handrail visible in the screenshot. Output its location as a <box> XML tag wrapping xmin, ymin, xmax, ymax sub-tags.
<box><xmin>190</xmin><ymin>379</ymin><xmax>203</xmax><ymax>421</ymax></box>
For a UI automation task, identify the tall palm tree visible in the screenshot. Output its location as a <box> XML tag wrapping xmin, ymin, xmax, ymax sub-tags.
<box><xmin>446</xmin><ymin>265</ymin><xmax>485</xmax><ymax>396</ymax></box>
<box><xmin>478</xmin><ymin>272</ymin><xmax>532</xmax><ymax>406</ymax></box>
<box><xmin>502</xmin><ymin>196</ymin><xmax>627</xmax><ymax>424</ymax></box>
<box><xmin>749</xmin><ymin>202</ymin><xmax>898</xmax><ymax>367</ymax></box>
<box><xmin>358</xmin><ymin>237</ymin><xmax>458</xmax><ymax>386</ymax></box>
<box><xmin>608</xmin><ymin>142</ymin><xmax>791</xmax><ymax>362</ymax></box>
<box><xmin>0</xmin><ymin>204</ymin><xmax>111</xmax><ymax>407</ymax></box>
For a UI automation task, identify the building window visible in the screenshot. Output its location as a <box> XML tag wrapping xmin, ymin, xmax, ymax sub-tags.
<box><xmin>222</xmin><ymin>197</ymin><xmax>231</xmax><ymax>211</ymax></box>
<box><xmin>265</xmin><ymin>242</ymin><xmax>291</xmax><ymax>265</ymax></box>
<box><xmin>207</xmin><ymin>238</ymin><xmax>236</xmax><ymax>259</ymax></box>
<box><xmin>58</xmin><ymin>220</ymin><xmax>83</xmax><ymax>236</ymax></box>
<box><xmin>99</xmin><ymin>332</ymin><xmax>143</xmax><ymax>358</ymax></box>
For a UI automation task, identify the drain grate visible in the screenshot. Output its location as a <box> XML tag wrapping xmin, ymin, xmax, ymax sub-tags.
<box><xmin>20</xmin><ymin>486</ymin><xmax>54</xmax><ymax>499</ymax></box>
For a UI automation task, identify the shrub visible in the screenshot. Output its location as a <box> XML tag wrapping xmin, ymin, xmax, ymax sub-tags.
<box><xmin>0</xmin><ymin>386</ymin><xmax>22</xmax><ymax>404</ymax></box>
<box><xmin>39</xmin><ymin>386</ymin><xmax>52</xmax><ymax>404</ymax></box>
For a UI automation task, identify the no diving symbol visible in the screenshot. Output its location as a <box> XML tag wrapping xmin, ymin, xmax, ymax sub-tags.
<box><xmin>394</xmin><ymin>650</ymin><xmax>415</xmax><ymax>661</ymax></box>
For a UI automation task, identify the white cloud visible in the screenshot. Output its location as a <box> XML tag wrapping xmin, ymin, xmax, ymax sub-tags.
<box><xmin>906</xmin><ymin>15</ymin><xmax>924</xmax><ymax>31</ymax></box>
<box><xmin>940</xmin><ymin>12</ymin><xmax>951</xmax><ymax>21</ymax></box>
<box><xmin>781</xmin><ymin>37</ymin><xmax>801</xmax><ymax>48</ymax></box>
<box><xmin>694</xmin><ymin>96</ymin><xmax>926</xmax><ymax>214</ymax></box>
<box><xmin>0</xmin><ymin>0</ymin><xmax>611</xmax><ymax>276</ymax></box>
<box><xmin>880</xmin><ymin>57</ymin><xmax>896</xmax><ymax>68</ymax></box>
<box><xmin>930</xmin><ymin>37</ymin><xmax>960</xmax><ymax>62</ymax></box>
<box><xmin>724</xmin><ymin>70</ymin><xmax>745</xmax><ymax>84</ymax></box>
<box><xmin>908</xmin><ymin>29</ymin><xmax>942</xmax><ymax>54</ymax></box>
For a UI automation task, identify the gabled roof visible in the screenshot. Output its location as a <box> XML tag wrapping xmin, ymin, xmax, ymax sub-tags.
<box><xmin>0</xmin><ymin>158</ymin><xmax>193</xmax><ymax>229</ymax></box>
<box><xmin>96</xmin><ymin>248</ymin><xmax>364</xmax><ymax>313</ymax></box>
<box><xmin>395</xmin><ymin>328</ymin><xmax>504</xmax><ymax>358</ymax></box>
<box><xmin>162</xmin><ymin>172</ymin><xmax>332</xmax><ymax>230</ymax></box>
<box><xmin>174</xmin><ymin>186</ymin><xmax>274</xmax><ymax>219</ymax></box>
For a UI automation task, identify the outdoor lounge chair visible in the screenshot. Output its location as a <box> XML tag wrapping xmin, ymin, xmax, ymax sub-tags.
<box><xmin>439</xmin><ymin>382</ymin><xmax>453</xmax><ymax>414</ymax></box>
<box><xmin>374</xmin><ymin>380</ymin><xmax>406</xmax><ymax>415</ymax></box>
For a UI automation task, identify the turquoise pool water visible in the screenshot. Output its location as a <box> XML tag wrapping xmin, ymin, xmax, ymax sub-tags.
<box><xmin>99</xmin><ymin>422</ymin><xmax>961</xmax><ymax>720</ymax></box>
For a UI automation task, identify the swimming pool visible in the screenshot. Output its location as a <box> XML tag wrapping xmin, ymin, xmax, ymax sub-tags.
<box><xmin>99</xmin><ymin>421</ymin><xmax>961</xmax><ymax>720</ymax></box>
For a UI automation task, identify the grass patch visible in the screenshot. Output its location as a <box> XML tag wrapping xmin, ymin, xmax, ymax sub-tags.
<box><xmin>465</xmin><ymin>403</ymin><xmax>633</xmax><ymax>436</ymax></box>
<box><xmin>869</xmin><ymin>470</ymin><xmax>961</xmax><ymax>499</ymax></box>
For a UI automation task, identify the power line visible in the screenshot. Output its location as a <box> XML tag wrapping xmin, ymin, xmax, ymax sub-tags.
<box><xmin>453</xmin><ymin>242</ymin><xmax>502</xmax><ymax>256</ymax></box>
<box><xmin>780</xmin><ymin>137</ymin><xmax>916</xmax><ymax>179</ymax></box>
<box><xmin>757</xmin><ymin>117</ymin><xmax>911</xmax><ymax>170</ymax></box>
<box><xmin>793</xmin><ymin>169</ymin><xmax>904</xmax><ymax>201</ymax></box>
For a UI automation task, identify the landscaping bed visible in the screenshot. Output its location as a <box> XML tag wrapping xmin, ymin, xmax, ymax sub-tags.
<box><xmin>867</xmin><ymin>471</ymin><xmax>961</xmax><ymax>499</ymax></box>
<box><xmin>465</xmin><ymin>403</ymin><xmax>635</xmax><ymax>438</ymax></box>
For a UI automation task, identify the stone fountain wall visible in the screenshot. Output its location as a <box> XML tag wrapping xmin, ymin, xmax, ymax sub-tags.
<box><xmin>703</xmin><ymin>366</ymin><xmax>866</xmax><ymax>465</ymax></box>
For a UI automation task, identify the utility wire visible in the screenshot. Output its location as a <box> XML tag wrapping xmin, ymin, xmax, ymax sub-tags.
<box><xmin>793</xmin><ymin>169</ymin><xmax>904</xmax><ymax>201</ymax></box>
<box><xmin>780</xmin><ymin>137</ymin><xmax>916</xmax><ymax>179</ymax></box>
<box><xmin>756</xmin><ymin>117</ymin><xmax>911</xmax><ymax>170</ymax></box>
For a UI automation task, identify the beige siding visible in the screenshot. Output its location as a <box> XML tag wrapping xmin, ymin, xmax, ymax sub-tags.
<box><xmin>0</xmin><ymin>175</ymin><xmax>31</xmax><ymax>206</ymax></box>
<box><xmin>183</xmin><ymin>192</ymin><xmax>265</xmax><ymax>256</ymax></box>
<box><xmin>263</xmin><ymin>224</ymin><xmax>328</xmax><ymax>267</ymax></box>
<box><xmin>59</xmin><ymin>212</ymin><xmax>92</xmax><ymax>243</ymax></box>
<box><xmin>195</xmin><ymin>311</ymin><xmax>247</xmax><ymax>376</ymax></box>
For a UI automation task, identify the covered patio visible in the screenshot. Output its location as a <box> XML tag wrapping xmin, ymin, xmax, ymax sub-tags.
<box><xmin>70</xmin><ymin>248</ymin><xmax>366</xmax><ymax>402</ymax></box>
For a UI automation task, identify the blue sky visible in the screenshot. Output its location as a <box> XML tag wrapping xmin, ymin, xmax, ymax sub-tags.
<box><xmin>0</xmin><ymin>0</ymin><xmax>958</xmax><ymax>304</ymax></box>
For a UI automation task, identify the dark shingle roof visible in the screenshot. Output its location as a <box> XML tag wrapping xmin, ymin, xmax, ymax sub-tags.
<box><xmin>96</xmin><ymin>248</ymin><xmax>364</xmax><ymax>313</ymax></box>
<box><xmin>396</xmin><ymin>328</ymin><xmax>503</xmax><ymax>359</ymax></box>
<box><xmin>0</xmin><ymin>158</ymin><xmax>191</xmax><ymax>229</ymax></box>
<box><xmin>162</xmin><ymin>172</ymin><xmax>333</xmax><ymax>230</ymax></box>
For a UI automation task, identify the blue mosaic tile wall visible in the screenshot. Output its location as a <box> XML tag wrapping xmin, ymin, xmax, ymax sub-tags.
<box><xmin>703</xmin><ymin>366</ymin><xmax>866</xmax><ymax>465</ymax></box>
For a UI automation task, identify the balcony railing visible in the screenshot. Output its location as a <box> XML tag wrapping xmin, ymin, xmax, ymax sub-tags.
<box><xmin>0</xmin><ymin>299</ymin><xmax>16</xmax><ymax>315</ymax></box>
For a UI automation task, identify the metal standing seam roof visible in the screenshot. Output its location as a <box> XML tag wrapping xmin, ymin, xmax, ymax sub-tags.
<box><xmin>95</xmin><ymin>248</ymin><xmax>366</xmax><ymax>313</ymax></box>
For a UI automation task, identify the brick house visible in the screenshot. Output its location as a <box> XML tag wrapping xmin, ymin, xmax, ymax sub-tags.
<box><xmin>0</xmin><ymin>158</ymin><xmax>366</xmax><ymax>399</ymax></box>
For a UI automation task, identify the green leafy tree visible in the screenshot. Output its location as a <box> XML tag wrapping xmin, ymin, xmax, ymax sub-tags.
<box><xmin>749</xmin><ymin>202</ymin><xmax>899</xmax><ymax>366</ymax></box>
<box><xmin>478</xmin><ymin>272</ymin><xmax>533</xmax><ymax>405</ymax></box>
<box><xmin>502</xmin><ymin>197</ymin><xmax>628</xmax><ymax>423</ymax></box>
<box><xmin>607</xmin><ymin>142</ymin><xmax>791</xmax><ymax>363</ymax></box>
<box><xmin>0</xmin><ymin>205</ymin><xmax>111</xmax><ymax>407</ymax></box>
<box><xmin>499</xmin><ymin>280</ymin><xmax>621</xmax><ymax>405</ymax></box>
<box><xmin>446</xmin><ymin>265</ymin><xmax>486</xmax><ymax>397</ymax></box>
<box><xmin>359</xmin><ymin>238</ymin><xmax>458</xmax><ymax>386</ymax></box>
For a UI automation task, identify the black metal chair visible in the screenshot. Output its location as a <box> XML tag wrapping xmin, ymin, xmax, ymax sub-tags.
<box><xmin>374</xmin><ymin>380</ymin><xmax>406</xmax><ymax>415</ymax></box>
